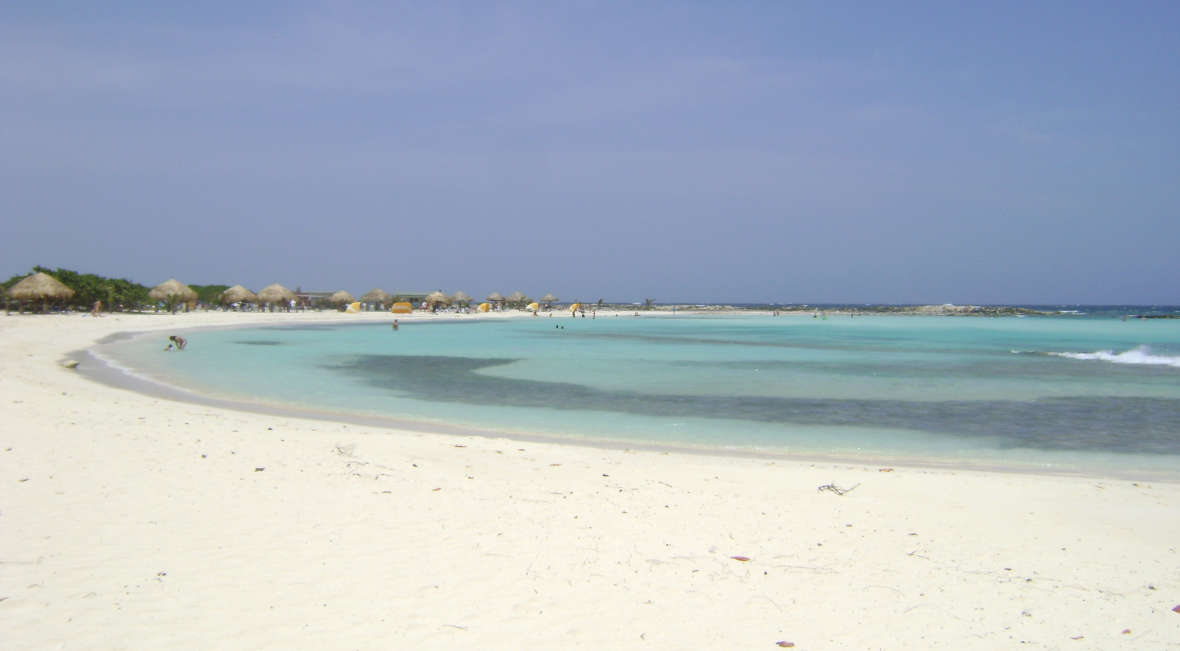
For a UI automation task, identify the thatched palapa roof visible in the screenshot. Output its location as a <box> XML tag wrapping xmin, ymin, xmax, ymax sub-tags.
<box><xmin>220</xmin><ymin>285</ymin><xmax>257</xmax><ymax>304</ymax></box>
<box><xmin>425</xmin><ymin>290</ymin><xmax>450</xmax><ymax>306</ymax></box>
<box><xmin>540</xmin><ymin>293</ymin><xmax>558</xmax><ymax>304</ymax></box>
<box><xmin>486</xmin><ymin>292</ymin><xmax>505</xmax><ymax>302</ymax></box>
<box><xmin>329</xmin><ymin>290</ymin><xmax>356</xmax><ymax>305</ymax></box>
<box><xmin>149</xmin><ymin>279</ymin><xmax>197</xmax><ymax>303</ymax></box>
<box><xmin>507</xmin><ymin>291</ymin><xmax>528</xmax><ymax>306</ymax></box>
<box><xmin>257</xmin><ymin>283</ymin><xmax>296</xmax><ymax>304</ymax></box>
<box><xmin>360</xmin><ymin>288</ymin><xmax>392</xmax><ymax>304</ymax></box>
<box><xmin>6</xmin><ymin>272</ymin><xmax>75</xmax><ymax>301</ymax></box>
<box><xmin>451</xmin><ymin>291</ymin><xmax>472</xmax><ymax>305</ymax></box>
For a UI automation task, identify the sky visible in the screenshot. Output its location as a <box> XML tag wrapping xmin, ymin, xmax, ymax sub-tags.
<box><xmin>2</xmin><ymin>1</ymin><xmax>1177</xmax><ymax>304</ymax></box>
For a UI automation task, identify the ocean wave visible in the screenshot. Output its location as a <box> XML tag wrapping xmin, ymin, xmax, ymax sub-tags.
<box><xmin>1048</xmin><ymin>346</ymin><xmax>1180</xmax><ymax>368</ymax></box>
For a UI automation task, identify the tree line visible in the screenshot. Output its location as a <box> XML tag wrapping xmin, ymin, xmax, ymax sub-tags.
<box><xmin>1</xmin><ymin>266</ymin><xmax>228</xmax><ymax>312</ymax></box>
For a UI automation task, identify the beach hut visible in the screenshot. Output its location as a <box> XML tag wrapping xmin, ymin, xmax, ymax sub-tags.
<box><xmin>219</xmin><ymin>285</ymin><xmax>257</xmax><ymax>306</ymax></box>
<box><xmin>6</xmin><ymin>272</ymin><xmax>75</xmax><ymax>313</ymax></box>
<box><xmin>360</xmin><ymin>289</ymin><xmax>392</xmax><ymax>311</ymax></box>
<box><xmin>257</xmin><ymin>283</ymin><xmax>296</xmax><ymax>311</ymax></box>
<box><xmin>149</xmin><ymin>279</ymin><xmax>198</xmax><ymax>313</ymax></box>
<box><xmin>507</xmin><ymin>291</ymin><xmax>529</xmax><ymax>310</ymax></box>
<box><xmin>391</xmin><ymin>302</ymin><xmax>413</xmax><ymax>314</ymax></box>
<box><xmin>329</xmin><ymin>290</ymin><xmax>356</xmax><ymax>310</ymax></box>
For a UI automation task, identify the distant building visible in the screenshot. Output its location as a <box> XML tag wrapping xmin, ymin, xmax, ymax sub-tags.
<box><xmin>393</xmin><ymin>292</ymin><xmax>430</xmax><ymax>304</ymax></box>
<box><xmin>294</xmin><ymin>290</ymin><xmax>336</xmax><ymax>307</ymax></box>
<box><xmin>293</xmin><ymin>290</ymin><xmax>430</xmax><ymax>308</ymax></box>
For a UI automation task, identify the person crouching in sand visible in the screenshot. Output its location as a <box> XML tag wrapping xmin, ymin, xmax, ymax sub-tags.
<box><xmin>167</xmin><ymin>335</ymin><xmax>187</xmax><ymax>351</ymax></box>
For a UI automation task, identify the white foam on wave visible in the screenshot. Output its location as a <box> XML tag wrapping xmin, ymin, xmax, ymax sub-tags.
<box><xmin>1049</xmin><ymin>345</ymin><xmax>1180</xmax><ymax>368</ymax></box>
<box><xmin>86</xmin><ymin>338</ymin><xmax>210</xmax><ymax>399</ymax></box>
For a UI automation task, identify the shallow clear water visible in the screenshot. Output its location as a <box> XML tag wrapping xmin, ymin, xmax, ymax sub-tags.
<box><xmin>97</xmin><ymin>314</ymin><xmax>1180</xmax><ymax>476</ymax></box>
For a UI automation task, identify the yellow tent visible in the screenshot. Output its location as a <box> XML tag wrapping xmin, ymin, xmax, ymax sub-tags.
<box><xmin>391</xmin><ymin>302</ymin><xmax>413</xmax><ymax>314</ymax></box>
<box><xmin>527</xmin><ymin>302</ymin><xmax>540</xmax><ymax>312</ymax></box>
<box><xmin>477</xmin><ymin>302</ymin><xmax>491</xmax><ymax>312</ymax></box>
<box><xmin>569</xmin><ymin>302</ymin><xmax>582</xmax><ymax>313</ymax></box>
<box><xmin>345</xmin><ymin>302</ymin><xmax>362</xmax><ymax>313</ymax></box>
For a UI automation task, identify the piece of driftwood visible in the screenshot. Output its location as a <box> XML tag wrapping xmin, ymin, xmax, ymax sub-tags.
<box><xmin>817</xmin><ymin>482</ymin><xmax>860</xmax><ymax>496</ymax></box>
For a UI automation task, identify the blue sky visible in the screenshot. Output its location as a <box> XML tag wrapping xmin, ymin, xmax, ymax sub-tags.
<box><xmin>2</xmin><ymin>1</ymin><xmax>1177</xmax><ymax>303</ymax></box>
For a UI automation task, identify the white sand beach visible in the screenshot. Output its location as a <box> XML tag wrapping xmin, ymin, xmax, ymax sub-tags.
<box><xmin>2</xmin><ymin>311</ymin><xmax>1178</xmax><ymax>649</ymax></box>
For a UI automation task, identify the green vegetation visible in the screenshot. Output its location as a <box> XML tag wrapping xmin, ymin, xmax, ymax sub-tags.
<box><xmin>0</xmin><ymin>267</ymin><xmax>237</xmax><ymax>312</ymax></box>
<box><xmin>189</xmin><ymin>284</ymin><xmax>230</xmax><ymax>305</ymax></box>
<box><xmin>34</xmin><ymin>266</ymin><xmax>152</xmax><ymax>311</ymax></box>
<box><xmin>1</xmin><ymin>266</ymin><xmax>151</xmax><ymax>311</ymax></box>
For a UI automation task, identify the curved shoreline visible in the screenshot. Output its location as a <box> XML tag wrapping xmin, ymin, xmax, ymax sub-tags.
<box><xmin>72</xmin><ymin>311</ymin><xmax>1180</xmax><ymax>481</ymax></box>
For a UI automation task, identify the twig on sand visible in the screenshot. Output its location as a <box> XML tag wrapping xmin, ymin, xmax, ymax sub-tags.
<box><xmin>817</xmin><ymin>482</ymin><xmax>860</xmax><ymax>496</ymax></box>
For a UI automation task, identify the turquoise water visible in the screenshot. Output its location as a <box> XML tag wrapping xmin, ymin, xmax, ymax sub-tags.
<box><xmin>96</xmin><ymin>314</ymin><xmax>1180</xmax><ymax>476</ymax></box>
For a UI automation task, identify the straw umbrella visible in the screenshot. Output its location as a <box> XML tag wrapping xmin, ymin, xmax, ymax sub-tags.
<box><xmin>451</xmin><ymin>290</ymin><xmax>472</xmax><ymax>308</ymax></box>
<box><xmin>219</xmin><ymin>285</ymin><xmax>257</xmax><ymax>305</ymax></box>
<box><xmin>507</xmin><ymin>291</ymin><xmax>529</xmax><ymax>310</ymax></box>
<box><xmin>486</xmin><ymin>291</ymin><xmax>505</xmax><ymax>311</ymax></box>
<box><xmin>329</xmin><ymin>290</ymin><xmax>355</xmax><ymax>308</ymax></box>
<box><xmin>257</xmin><ymin>283</ymin><xmax>296</xmax><ymax>310</ymax></box>
<box><xmin>149</xmin><ymin>279</ymin><xmax>197</xmax><ymax>313</ymax></box>
<box><xmin>424</xmin><ymin>290</ymin><xmax>450</xmax><ymax>312</ymax></box>
<box><xmin>360</xmin><ymin>288</ymin><xmax>392</xmax><ymax>311</ymax></box>
<box><xmin>540</xmin><ymin>293</ymin><xmax>558</xmax><ymax>310</ymax></box>
<box><xmin>6</xmin><ymin>272</ymin><xmax>75</xmax><ymax>313</ymax></box>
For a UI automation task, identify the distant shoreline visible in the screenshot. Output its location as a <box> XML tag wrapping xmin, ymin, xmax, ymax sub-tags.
<box><xmin>645</xmin><ymin>303</ymin><xmax>1180</xmax><ymax>317</ymax></box>
<box><xmin>667</xmin><ymin>304</ymin><xmax>1050</xmax><ymax>316</ymax></box>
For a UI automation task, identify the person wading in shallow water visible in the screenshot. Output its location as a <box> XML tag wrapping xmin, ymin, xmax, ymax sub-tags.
<box><xmin>167</xmin><ymin>335</ymin><xmax>187</xmax><ymax>351</ymax></box>
<box><xmin>392</xmin><ymin>320</ymin><xmax>399</xmax><ymax>331</ymax></box>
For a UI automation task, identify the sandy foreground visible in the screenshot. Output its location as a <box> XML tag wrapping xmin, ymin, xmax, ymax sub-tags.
<box><xmin>2</xmin><ymin>310</ymin><xmax>1178</xmax><ymax>650</ymax></box>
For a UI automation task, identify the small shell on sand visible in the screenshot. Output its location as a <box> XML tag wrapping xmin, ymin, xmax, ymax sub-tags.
<box><xmin>730</xmin><ymin>556</ymin><xmax>750</xmax><ymax>562</ymax></box>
